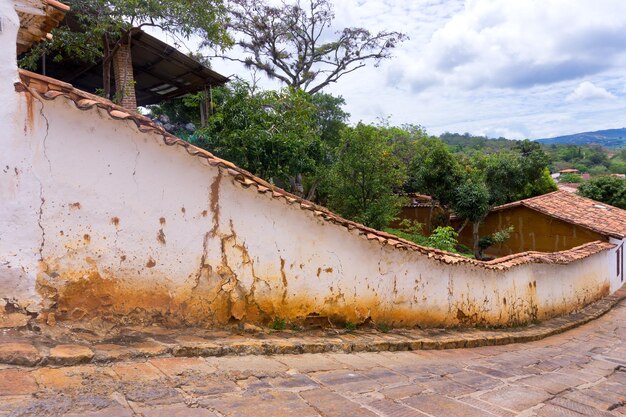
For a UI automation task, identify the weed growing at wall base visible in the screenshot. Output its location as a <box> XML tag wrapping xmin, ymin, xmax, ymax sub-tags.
<box><xmin>270</xmin><ymin>317</ymin><xmax>287</xmax><ymax>330</ymax></box>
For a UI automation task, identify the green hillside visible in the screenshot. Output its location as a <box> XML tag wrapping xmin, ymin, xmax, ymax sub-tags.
<box><xmin>536</xmin><ymin>128</ymin><xmax>626</xmax><ymax>148</ymax></box>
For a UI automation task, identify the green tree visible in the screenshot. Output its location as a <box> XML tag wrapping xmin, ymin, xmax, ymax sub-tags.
<box><xmin>426</xmin><ymin>226</ymin><xmax>460</xmax><ymax>253</ymax></box>
<box><xmin>523</xmin><ymin>168</ymin><xmax>558</xmax><ymax>196</ymax></box>
<box><xmin>303</xmin><ymin>93</ymin><xmax>350</xmax><ymax>201</ymax></box>
<box><xmin>578</xmin><ymin>176</ymin><xmax>626</xmax><ymax>209</ymax></box>
<box><xmin>453</xmin><ymin>148</ymin><xmax>551</xmax><ymax>258</ymax></box>
<box><xmin>407</xmin><ymin>136</ymin><xmax>464</xmax><ymax>217</ymax></box>
<box><xmin>451</xmin><ymin>179</ymin><xmax>490</xmax><ymax>257</ymax></box>
<box><xmin>195</xmin><ymin>81</ymin><xmax>322</xmax><ymax>188</ymax></box>
<box><xmin>311</xmin><ymin>93</ymin><xmax>349</xmax><ymax>148</ymax></box>
<box><xmin>559</xmin><ymin>173</ymin><xmax>583</xmax><ymax>183</ymax></box>
<box><xmin>389</xmin><ymin>124</ymin><xmax>429</xmax><ymax>170</ymax></box>
<box><xmin>219</xmin><ymin>0</ymin><xmax>407</xmax><ymax>94</ymax></box>
<box><xmin>477</xmin><ymin>226</ymin><xmax>514</xmax><ymax>260</ymax></box>
<box><xmin>325</xmin><ymin>123</ymin><xmax>406</xmax><ymax>229</ymax></box>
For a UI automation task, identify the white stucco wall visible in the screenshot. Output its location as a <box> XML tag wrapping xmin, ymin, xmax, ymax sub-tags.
<box><xmin>0</xmin><ymin>7</ymin><xmax>618</xmax><ymax>326</ymax></box>
<box><xmin>0</xmin><ymin>91</ymin><xmax>614</xmax><ymax>327</ymax></box>
<box><xmin>0</xmin><ymin>3</ymin><xmax>44</xmax><ymax>312</ymax></box>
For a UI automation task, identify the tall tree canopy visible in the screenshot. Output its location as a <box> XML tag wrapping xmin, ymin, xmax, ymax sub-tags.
<box><xmin>451</xmin><ymin>146</ymin><xmax>556</xmax><ymax>258</ymax></box>
<box><xmin>407</xmin><ymin>136</ymin><xmax>464</xmax><ymax>212</ymax></box>
<box><xmin>325</xmin><ymin>123</ymin><xmax>406</xmax><ymax>229</ymax></box>
<box><xmin>194</xmin><ymin>81</ymin><xmax>322</xmax><ymax>186</ymax></box>
<box><xmin>217</xmin><ymin>0</ymin><xmax>407</xmax><ymax>94</ymax></box>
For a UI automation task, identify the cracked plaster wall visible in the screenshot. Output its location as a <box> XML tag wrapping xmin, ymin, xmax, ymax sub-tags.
<box><xmin>0</xmin><ymin>7</ymin><xmax>615</xmax><ymax>326</ymax></box>
<box><xmin>0</xmin><ymin>2</ymin><xmax>44</xmax><ymax>312</ymax></box>
<box><xmin>0</xmin><ymin>92</ymin><xmax>614</xmax><ymax>328</ymax></box>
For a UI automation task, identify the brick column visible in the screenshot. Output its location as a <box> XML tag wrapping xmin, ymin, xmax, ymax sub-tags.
<box><xmin>112</xmin><ymin>42</ymin><xmax>137</xmax><ymax>109</ymax></box>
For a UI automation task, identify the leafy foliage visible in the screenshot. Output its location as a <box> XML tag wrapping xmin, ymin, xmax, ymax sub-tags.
<box><xmin>446</xmin><ymin>144</ymin><xmax>553</xmax><ymax>258</ymax></box>
<box><xmin>439</xmin><ymin>133</ymin><xmax>623</xmax><ymax>176</ymax></box>
<box><xmin>407</xmin><ymin>136</ymin><xmax>464</xmax><ymax>210</ymax></box>
<box><xmin>523</xmin><ymin>168</ymin><xmax>558</xmax><ymax>197</ymax></box>
<box><xmin>377</xmin><ymin>323</ymin><xmax>391</xmax><ymax>333</ymax></box>
<box><xmin>194</xmin><ymin>82</ymin><xmax>322</xmax><ymax>187</ymax></box>
<box><xmin>325</xmin><ymin>123</ymin><xmax>406</xmax><ymax>229</ymax></box>
<box><xmin>577</xmin><ymin>176</ymin><xmax>626</xmax><ymax>209</ymax></box>
<box><xmin>384</xmin><ymin>222</ymin><xmax>471</xmax><ymax>257</ymax></box>
<box><xmin>344</xmin><ymin>321</ymin><xmax>357</xmax><ymax>331</ymax></box>
<box><xmin>452</xmin><ymin>180</ymin><xmax>491</xmax><ymax>224</ymax></box>
<box><xmin>270</xmin><ymin>317</ymin><xmax>287</xmax><ymax>330</ymax></box>
<box><xmin>426</xmin><ymin>226</ymin><xmax>460</xmax><ymax>253</ymax></box>
<box><xmin>559</xmin><ymin>173</ymin><xmax>583</xmax><ymax>183</ymax></box>
<box><xmin>311</xmin><ymin>93</ymin><xmax>350</xmax><ymax>148</ymax></box>
<box><xmin>478</xmin><ymin>225</ymin><xmax>515</xmax><ymax>259</ymax></box>
<box><xmin>148</xmin><ymin>92</ymin><xmax>205</xmax><ymax>132</ymax></box>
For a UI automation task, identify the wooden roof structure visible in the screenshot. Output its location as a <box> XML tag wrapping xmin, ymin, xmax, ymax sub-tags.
<box><xmin>33</xmin><ymin>28</ymin><xmax>229</xmax><ymax>106</ymax></box>
<box><xmin>15</xmin><ymin>0</ymin><xmax>69</xmax><ymax>54</ymax></box>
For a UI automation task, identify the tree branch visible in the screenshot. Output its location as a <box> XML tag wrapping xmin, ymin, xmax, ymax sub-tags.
<box><xmin>218</xmin><ymin>0</ymin><xmax>407</xmax><ymax>94</ymax></box>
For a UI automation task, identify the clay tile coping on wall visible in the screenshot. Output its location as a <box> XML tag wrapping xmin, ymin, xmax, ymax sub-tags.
<box><xmin>13</xmin><ymin>69</ymin><xmax>617</xmax><ymax>271</ymax></box>
<box><xmin>492</xmin><ymin>190</ymin><xmax>626</xmax><ymax>240</ymax></box>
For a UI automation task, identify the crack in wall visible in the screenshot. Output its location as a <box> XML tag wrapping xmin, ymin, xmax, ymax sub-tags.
<box><xmin>24</xmin><ymin>95</ymin><xmax>612</xmax><ymax>329</ymax></box>
<box><xmin>191</xmin><ymin>232</ymin><xmax>211</xmax><ymax>291</ymax></box>
<box><xmin>280</xmin><ymin>257</ymin><xmax>288</xmax><ymax>304</ymax></box>
<box><xmin>37</xmin><ymin>182</ymin><xmax>45</xmax><ymax>262</ymax></box>
<box><xmin>37</xmin><ymin>98</ymin><xmax>52</xmax><ymax>176</ymax></box>
<box><xmin>209</xmin><ymin>170</ymin><xmax>221</xmax><ymax>236</ymax></box>
<box><xmin>131</xmin><ymin>139</ymin><xmax>140</xmax><ymax>193</ymax></box>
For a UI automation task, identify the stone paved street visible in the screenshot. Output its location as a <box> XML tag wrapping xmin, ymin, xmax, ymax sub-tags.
<box><xmin>1</xmin><ymin>301</ymin><xmax>625</xmax><ymax>416</ymax></box>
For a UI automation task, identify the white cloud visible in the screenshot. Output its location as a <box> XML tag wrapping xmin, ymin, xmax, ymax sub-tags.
<box><xmin>566</xmin><ymin>81</ymin><xmax>616</xmax><ymax>102</ymax></box>
<box><xmin>399</xmin><ymin>0</ymin><xmax>626</xmax><ymax>92</ymax></box>
<box><xmin>151</xmin><ymin>0</ymin><xmax>626</xmax><ymax>140</ymax></box>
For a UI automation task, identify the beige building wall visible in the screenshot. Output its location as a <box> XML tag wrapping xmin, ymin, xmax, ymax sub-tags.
<box><xmin>455</xmin><ymin>206</ymin><xmax>607</xmax><ymax>257</ymax></box>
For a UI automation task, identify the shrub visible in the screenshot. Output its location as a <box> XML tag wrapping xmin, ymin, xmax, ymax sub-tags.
<box><xmin>270</xmin><ymin>317</ymin><xmax>287</xmax><ymax>330</ymax></box>
<box><xmin>344</xmin><ymin>321</ymin><xmax>357</xmax><ymax>331</ymax></box>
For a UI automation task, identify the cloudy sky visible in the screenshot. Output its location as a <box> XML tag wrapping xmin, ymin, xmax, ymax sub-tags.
<box><xmin>158</xmin><ymin>0</ymin><xmax>626</xmax><ymax>140</ymax></box>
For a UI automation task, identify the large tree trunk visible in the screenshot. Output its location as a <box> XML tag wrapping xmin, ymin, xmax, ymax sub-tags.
<box><xmin>472</xmin><ymin>221</ymin><xmax>482</xmax><ymax>259</ymax></box>
<box><xmin>457</xmin><ymin>218</ymin><xmax>469</xmax><ymax>234</ymax></box>
<box><xmin>305</xmin><ymin>179</ymin><xmax>320</xmax><ymax>201</ymax></box>
<box><xmin>289</xmin><ymin>173</ymin><xmax>304</xmax><ymax>197</ymax></box>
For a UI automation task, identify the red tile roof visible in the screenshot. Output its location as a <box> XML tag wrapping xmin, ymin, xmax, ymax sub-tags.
<box><xmin>494</xmin><ymin>190</ymin><xmax>626</xmax><ymax>239</ymax></box>
<box><xmin>14</xmin><ymin>70</ymin><xmax>616</xmax><ymax>270</ymax></box>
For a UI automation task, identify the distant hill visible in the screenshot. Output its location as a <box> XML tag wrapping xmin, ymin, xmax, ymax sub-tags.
<box><xmin>536</xmin><ymin>128</ymin><xmax>626</xmax><ymax>148</ymax></box>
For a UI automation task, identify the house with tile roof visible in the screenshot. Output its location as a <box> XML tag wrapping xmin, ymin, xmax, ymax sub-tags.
<box><xmin>456</xmin><ymin>191</ymin><xmax>625</xmax><ymax>292</ymax></box>
<box><xmin>0</xmin><ymin>1</ymin><xmax>623</xmax><ymax>329</ymax></box>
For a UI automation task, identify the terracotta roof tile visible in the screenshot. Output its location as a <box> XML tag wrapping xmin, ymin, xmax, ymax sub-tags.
<box><xmin>14</xmin><ymin>69</ymin><xmax>617</xmax><ymax>270</ymax></box>
<box><xmin>494</xmin><ymin>190</ymin><xmax>626</xmax><ymax>239</ymax></box>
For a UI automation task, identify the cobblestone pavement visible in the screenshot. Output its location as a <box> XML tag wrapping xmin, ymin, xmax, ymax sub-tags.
<box><xmin>0</xmin><ymin>301</ymin><xmax>624</xmax><ymax>416</ymax></box>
